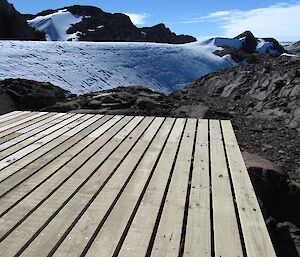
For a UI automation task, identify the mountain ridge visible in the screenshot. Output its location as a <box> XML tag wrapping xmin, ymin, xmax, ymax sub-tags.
<box><xmin>24</xmin><ymin>5</ymin><xmax>196</xmax><ymax>44</ymax></box>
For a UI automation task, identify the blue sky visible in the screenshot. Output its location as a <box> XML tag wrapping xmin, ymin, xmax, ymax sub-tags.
<box><xmin>9</xmin><ymin>0</ymin><xmax>300</xmax><ymax>41</ymax></box>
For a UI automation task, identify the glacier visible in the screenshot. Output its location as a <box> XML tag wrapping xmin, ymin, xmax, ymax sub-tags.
<box><xmin>0</xmin><ymin>40</ymin><xmax>236</xmax><ymax>94</ymax></box>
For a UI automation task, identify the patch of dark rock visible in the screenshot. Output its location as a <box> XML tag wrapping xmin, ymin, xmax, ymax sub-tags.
<box><xmin>0</xmin><ymin>79</ymin><xmax>68</xmax><ymax>113</ymax></box>
<box><xmin>267</xmin><ymin>218</ymin><xmax>300</xmax><ymax>257</ymax></box>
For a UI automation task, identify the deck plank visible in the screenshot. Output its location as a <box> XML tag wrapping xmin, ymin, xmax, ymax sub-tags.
<box><xmin>118</xmin><ymin>118</ymin><xmax>186</xmax><ymax>257</ymax></box>
<box><xmin>0</xmin><ymin>116</ymin><xmax>148</xmax><ymax>257</ymax></box>
<box><xmin>0</xmin><ymin>113</ymin><xmax>76</xmax><ymax>160</ymax></box>
<box><xmin>24</xmin><ymin>117</ymin><xmax>166</xmax><ymax>257</ymax></box>
<box><xmin>209</xmin><ymin>120</ymin><xmax>243</xmax><ymax>256</ymax></box>
<box><xmin>0</xmin><ymin>112</ymin><xmax>59</xmax><ymax>143</ymax></box>
<box><xmin>0</xmin><ymin>112</ymin><xmax>48</xmax><ymax>132</ymax></box>
<box><xmin>221</xmin><ymin>120</ymin><xmax>276</xmax><ymax>257</ymax></box>
<box><xmin>0</xmin><ymin>114</ymin><xmax>87</xmax><ymax>172</ymax></box>
<box><xmin>0</xmin><ymin>112</ymin><xmax>70</xmax><ymax>151</ymax></box>
<box><xmin>0</xmin><ymin>115</ymin><xmax>108</xmax><ymax>195</ymax></box>
<box><xmin>150</xmin><ymin>119</ymin><xmax>196</xmax><ymax>257</ymax></box>
<box><xmin>80</xmin><ymin>118</ymin><xmax>171</xmax><ymax>257</ymax></box>
<box><xmin>0</xmin><ymin>111</ymin><xmax>23</xmax><ymax>122</ymax></box>
<box><xmin>0</xmin><ymin>111</ymin><xmax>32</xmax><ymax>127</ymax></box>
<box><xmin>0</xmin><ymin>116</ymin><xmax>130</xmax><ymax>218</ymax></box>
<box><xmin>184</xmin><ymin>119</ymin><xmax>211</xmax><ymax>257</ymax></box>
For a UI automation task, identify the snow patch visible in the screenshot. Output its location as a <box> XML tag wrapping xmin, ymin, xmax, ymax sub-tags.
<box><xmin>281</xmin><ymin>53</ymin><xmax>299</xmax><ymax>58</ymax></box>
<box><xmin>28</xmin><ymin>10</ymin><xmax>83</xmax><ymax>41</ymax></box>
<box><xmin>213</xmin><ymin>37</ymin><xmax>243</xmax><ymax>49</ymax></box>
<box><xmin>0</xmin><ymin>41</ymin><xmax>237</xmax><ymax>95</ymax></box>
<box><xmin>256</xmin><ymin>39</ymin><xmax>280</xmax><ymax>55</ymax></box>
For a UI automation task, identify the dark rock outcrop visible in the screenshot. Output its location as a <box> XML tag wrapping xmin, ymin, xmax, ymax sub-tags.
<box><xmin>0</xmin><ymin>0</ymin><xmax>44</xmax><ymax>40</ymax></box>
<box><xmin>43</xmin><ymin>86</ymin><xmax>174</xmax><ymax>117</ymax></box>
<box><xmin>0</xmin><ymin>79</ymin><xmax>68</xmax><ymax>113</ymax></box>
<box><xmin>234</xmin><ymin>30</ymin><xmax>258</xmax><ymax>53</ymax></box>
<box><xmin>140</xmin><ymin>23</ymin><xmax>196</xmax><ymax>44</ymax></box>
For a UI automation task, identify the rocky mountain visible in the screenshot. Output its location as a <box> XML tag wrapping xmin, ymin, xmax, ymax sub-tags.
<box><xmin>25</xmin><ymin>5</ymin><xmax>196</xmax><ymax>44</ymax></box>
<box><xmin>0</xmin><ymin>0</ymin><xmax>44</xmax><ymax>40</ymax></box>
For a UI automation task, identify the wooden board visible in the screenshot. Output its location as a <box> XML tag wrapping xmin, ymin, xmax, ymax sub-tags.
<box><xmin>0</xmin><ymin>111</ymin><xmax>277</xmax><ymax>257</ymax></box>
<box><xmin>221</xmin><ymin>120</ymin><xmax>277</xmax><ymax>257</ymax></box>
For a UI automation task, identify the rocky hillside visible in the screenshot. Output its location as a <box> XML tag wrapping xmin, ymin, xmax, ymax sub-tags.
<box><xmin>25</xmin><ymin>5</ymin><xmax>196</xmax><ymax>44</ymax></box>
<box><xmin>0</xmin><ymin>0</ymin><xmax>44</xmax><ymax>40</ymax></box>
<box><xmin>181</xmin><ymin>55</ymin><xmax>300</xmax><ymax>130</ymax></box>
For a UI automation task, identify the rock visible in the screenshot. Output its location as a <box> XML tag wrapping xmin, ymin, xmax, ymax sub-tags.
<box><xmin>287</xmin><ymin>41</ymin><xmax>300</xmax><ymax>55</ymax></box>
<box><xmin>263</xmin><ymin>143</ymin><xmax>273</xmax><ymax>149</ymax></box>
<box><xmin>140</xmin><ymin>23</ymin><xmax>196</xmax><ymax>44</ymax></box>
<box><xmin>242</xmin><ymin>151</ymin><xmax>289</xmax><ymax>213</ymax></box>
<box><xmin>289</xmin><ymin>107</ymin><xmax>300</xmax><ymax>129</ymax></box>
<box><xmin>101</xmin><ymin>102</ymin><xmax>124</xmax><ymax>109</ymax></box>
<box><xmin>267</xmin><ymin>217</ymin><xmax>300</xmax><ymax>257</ymax></box>
<box><xmin>100</xmin><ymin>94</ymin><xmax>120</xmax><ymax>104</ymax></box>
<box><xmin>283</xmin><ymin>182</ymin><xmax>300</xmax><ymax>226</ymax></box>
<box><xmin>277</xmin><ymin>222</ymin><xmax>300</xmax><ymax>256</ymax></box>
<box><xmin>87</xmin><ymin>99</ymin><xmax>102</xmax><ymax>108</ymax></box>
<box><xmin>136</xmin><ymin>96</ymin><xmax>158</xmax><ymax>110</ymax></box>
<box><xmin>172</xmin><ymin>104</ymin><xmax>209</xmax><ymax>118</ymax></box>
<box><xmin>234</xmin><ymin>31</ymin><xmax>257</xmax><ymax>53</ymax></box>
<box><xmin>0</xmin><ymin>78</ymin><xmax>68</xmax><ymax>113</ymax></box>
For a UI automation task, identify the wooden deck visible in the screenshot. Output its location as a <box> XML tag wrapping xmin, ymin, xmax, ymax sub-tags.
<box><xmin>0</xmin><ymin>111</ymin><xmax>276</xmax><ymax>257</ymax></box>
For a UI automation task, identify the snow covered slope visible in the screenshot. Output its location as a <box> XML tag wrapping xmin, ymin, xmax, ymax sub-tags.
<box><xmin>28</xmin><ymin>9</ymin><xmax>83</xmax><ymax>41</ymax></box>
<box><xmin>0</xmin><ymin>41</ymin><xmax>236</xmax><ymax>94</ymax></box>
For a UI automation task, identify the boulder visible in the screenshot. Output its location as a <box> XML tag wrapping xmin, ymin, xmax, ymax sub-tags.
<box><xmin>276</xmin><ymin>222</ymin><xmax>300</xmax><ymax>256</ymax></box>
<box><xmin>242</xmin><ymin>151</ymin><xmax>287</xmax><ymax>205</ymax></box>
<box><xmin>267</xmin><ymin>218</ymin><xmax>300</xmax><ymax>257</ymax></box>
<box><xmin>136</xmin><ymin>96</ymin><xmax>158</xmax><ymax>110</ymax></box>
